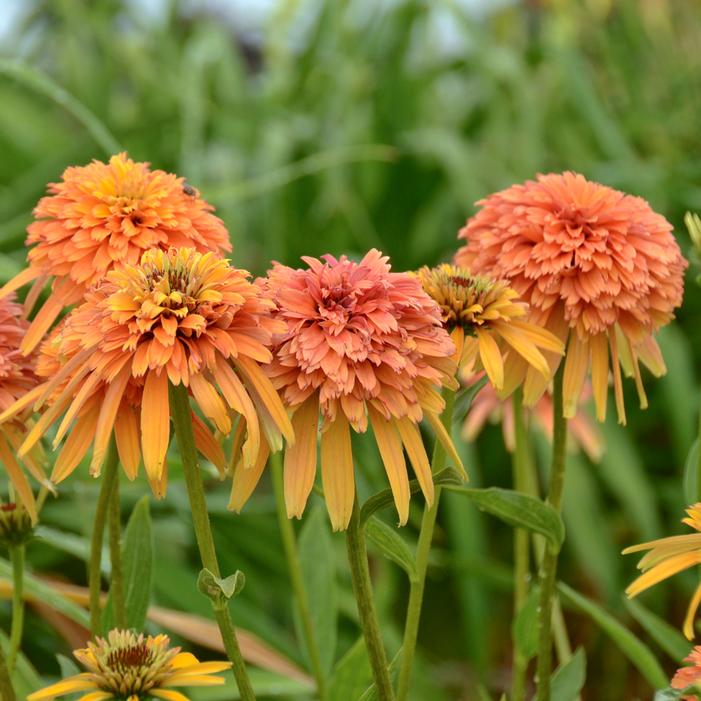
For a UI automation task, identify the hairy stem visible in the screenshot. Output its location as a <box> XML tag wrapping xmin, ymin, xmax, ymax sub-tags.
<box><xmin>396</xmin><ymin>389</ymin><xmax>455</xmax><ymax>701</ymax></box>
<box><xmin>346</xmin><ymin>497</ymin><xmax>395</xmax><ymax>701</ymax></box>
<box><xmin>8</xmin><ymin>545</ymin><xmax>24</xmax><ymax>671</ymax></box>
<box><xmin>535</xmin><ymin>364</ymin><xmax>568</xmax><ymax>701</ymax></box>
<box><xmin>169</xmin><ymin>382</ymin><xmax>256</xmax><ymax>701</ymax></box>
<box><xmin>88</xmin><ymin>441</ymin><xmax>119</xmax><ymax>635</ymax></box>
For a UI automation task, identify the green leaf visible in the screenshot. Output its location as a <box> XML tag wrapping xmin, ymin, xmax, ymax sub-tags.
<box><xmin>104</xmin><ymin>495</ymin><xmax>154</xmax><ymax>631</ymax></box>
<box><xmin>328</xmin><ymin>638</ymin><xmax>372</xmax><ymax>701</ymax></box>
<box><xmin>198</xmin><ymin>568</ymin><xmax>246</xmax><ymax>605</ymax></box>
<box><xmin>298</xmin><ymin>505</ymin><xmax>337</xmax><ymax>677</ymax></box>
<box><xmin>452</xmin><ymin>376</ymin><xmax>488</xmax><ymax>422</ymax></box>
<box><xmin>559</xmin><ymin>582</ymin><xmax>667</xmax><ymax>688</ymax></box>
<box><xmin>512</xmin><ymin>586</ymin><xmax>540</xmax><ymax>662</ymax></box>
<box><xmin>360</xmin><ymin>467</ymin><xmax>463</xmax><ymax>525</ymax></box>
<box><xmin>551</xmin><ymin>648</ymin><xmax>586</xmax><ymax>701</ymax></box>
<box><xmin>624</xmin><ymin>598</ymin><xmax>690</xmax><ymax>662</ymax></box>
<box><xmin>445</xmin><ymin>486</ymin><xmax>565</xmax><ymax>550</ymax></box>
<box><xmin>365</xmin><ymin>517</ymin><xmax>417</xmax><ymax>581</ymax></box>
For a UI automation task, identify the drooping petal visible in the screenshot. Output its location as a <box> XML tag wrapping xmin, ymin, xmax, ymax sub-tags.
<box><xmin>284</xmin><ymin>396</ymin><xmax>319</xmax><ymax>519</ymax></box>
<box><xmin>476</xmin><ymin>329</ymin><xmax>503</xmax><ymax>390</ymax></box>
<box><xmin>141</xmin><ymin>369</ymin><xmax>171</xmax><ymax>496</ymax></box>
<box><xmin>114</xmin><ymin>403</ymin><xmax>141</xmax><ymax>480</ymax></box>
<box><xmin>395</xmin><ymin>416</ymin><xmax>434</xmax><ymax>506</ymax></box>
<box><xmin>229</xmin><ymin>440</ymin><xmax>270</xmax><ymax>512</ymax></box>
<box><xmin>320</xmin><ymin>413</ymin><xmax>355</xmax><ymax>531</ymax></box>
<box><xmin>562</xmin><ymin>334</ymin><xmax>589</xmax><ymax>419</ymax></box>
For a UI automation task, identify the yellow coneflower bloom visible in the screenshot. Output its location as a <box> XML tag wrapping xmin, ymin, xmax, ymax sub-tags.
<box><xmin>415</xmin><ymin>264</ymin><xmax>564</xmax><ymax>395</ymax></box>
<box><xmin>624</xmin><ymin>503</ymin><xmax>701</xmax><ymax>640</ymax></box>
<box><xmin>1</xmin><ymin>247</ymin><xmax>293</xmax><ymax>498</ymax></box>
<box><xmin>27</xmin><ymin>629</ymin><xmax>231</xmax><ymax>701</ymax></box>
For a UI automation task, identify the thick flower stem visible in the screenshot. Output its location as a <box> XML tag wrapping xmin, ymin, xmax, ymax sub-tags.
<box><xmin>346</xmin><ymin>497</ymin><xmax>395</xmax><ymax>701</ymax></box>
<box><xmin>88</xmin><ymin>441</ymin><xmax>119</xmax><ymax>635</ymax></box>
<box><xmin>535</xmin><ymin>364</ymin><xmax>568</xmax><ymax>701</ymax></box>
<box><xmin>511</xmin><ymin>389</ymin><xmax>531</xmax><ymax>701</ymax></box>
<box><xmin>396</xmin><ymin>389</ymin><xmax>455</xmax><ymax>701</ymax></box>
<box><xmin>270</xmin><ymin>452</ymin><xmax>328</xmax><ymax>701</ymax></box>
<box><xmin>108</xmin><ymin>475</ymin><xmax>126</xmax><ymax>630</ymax></box>
<box><xmin>0</xmin><ymin>636</ymin><xmax>15</xmax><ymax>701</ymax></box>
<box><xmin>169</xmin><ymin>382</ymin><xmax>256</xmax><ymax>701</ymax></box>
<box><xmin>8</xmin><ymin>545</ymin><xmax>24</xmax><ymax>672</ymax></box>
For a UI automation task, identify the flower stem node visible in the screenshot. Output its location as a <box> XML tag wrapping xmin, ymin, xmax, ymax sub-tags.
<box><xmin>197</xmin><ymin>568</ymin><xmax>245</xmax><ymax>610</ymax></box>
<box><xmin>0</xmin><ymin>503</ymin><xmax>34</xmax><ymax>549</ymax></box>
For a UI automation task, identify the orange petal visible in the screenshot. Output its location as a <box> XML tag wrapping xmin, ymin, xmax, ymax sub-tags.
<box><xmin>0</xmin><ymin>266</ymin><xmax>40</xmax><ymax>300</ymax></box>
<box><xmin>229</xmin><ymin>440</ymin><xmax>270</xmax><ymax>512</ymax></box>
<box><xmin>52</xmin><ymin>397</ymin><xmax>101</xmax><ymax>483</ymax></box>
<box><xmin>114</xmin><ymin>403</ymin><xmax>141</xmax><ymax>480</ymax></box>
<box><xmin>190</xmin><ymin>373</ymin><xmax>231</xmax><ymax>434</ymax></box>
<box><xmin>284</xmin><ymin>396</ymin><xmax>319</xmax><ymax>519</ymax></box>
<box><xmin>19</xmin><ymin>279</ymin><xmax>73</xmax><ymax>355</ymax></box>
<box><xmin>320</xmin><ymin>413</ymin><xmax>355</xmax><ymax>531</ymax></box>
<box><xmin>395</xmin><ymin>416</ymin><xmax>434</xmax><ymax>506</ymax></box>
<box><xmin>0</xmin><ymin>431</ymin><xmax>37</xmax><ymax>522</ymax></box>
<box><xmin>90</xmin><ymin>364</ymin><xmax>131</xmax><ymax>476</ymax></box>
<box><xmin>609</xmin><ymin>331</ymin><xmax>626</xmax><ymax>426</ymax></box>
<box><xmin>192</xmin><ymin>413</ymin><xmax>226</xmax><ymax>477</ymax></box>
<box><xmin>685</xmin><ymin>582</ymin><xmax>701</xmax><ymax>640</ymax></box>
<box><xmin>369</xmin><ymin>407</ymin><xmax>410</xmax><ymax>526</ymax></box>
<box><xmin>141</xmin><ymin>369</ymin><xmax>170</xmax><ymax>497</ymax></box>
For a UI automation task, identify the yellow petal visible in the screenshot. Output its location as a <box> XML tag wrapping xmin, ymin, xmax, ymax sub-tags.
<box><xmin>190</xmin><ymin>373</ymin><xmax>231</xmax><ymax>434</ymax></box>
<box><xmin>562</xmin><ymin>335</ymin><xmax>589</xmax><ymax>419</ymax></box>
<box><xmin>192</xmin><ymin>413</ymin><xmax>226</xmax><ymax>477</ymax></box>
<box><xmin>590</xmin><ymin>333</ymin><xmax>609</xmax><ymax>422</ymax></box>
<box><xmin>637</xmin><ymin>335</ymin><xmax>666</xmax><ymax>377</ymax></box>
<box><xmin>228</xmin><ymin>440</ymin><xmax>270</xmax><ymax>512</ymax></box>
<box><xmin>608</xmin><ymin>332</ymin><xmax>626</xmax><ymax>426</ymax></box>
<box><xmin>52</xmin><ymin>398</ymin><xmax>101</xmax><ymax>483</ymax></box>
<box><xmin>284</xmin><ymin>396</ymin><xmax>319</xmax><ymax>519</ymax></box>
<box><xmin>507</xmin><ymin>320</ymin><xmax>566</xmax><ymax>354</ymax></box>
<box><xmin>685</xmin><ymin>581</ymin><xmax>701</xmax><ymax>640</ymax></box>
<box><xmin>235</xmin><ymin>357</ymin><xmax>295</xmax><ymax>446</ymax></box>
<box><xmin>491</xmin><ymin>321</ymin><xmax>550</xmax><ymax>378</ymax></box>
<box><xmin>625</xmin><ymin>551</ymin><xmax>701</xmax><ymax>598</ymax></box>
<box><xmin>425</xmin><ymin>411</ymin><xmax>467</xmax><ymax>480</ymax></box>
<box><xmin>320</xmin><ymin>413</ymin><xmax>355</xmax><ymax>531</ymax></box>
<box><xmin>395</xmin><ymin>416</ymin><xmax>434</xmax><ymax>506</ymax></box>
<box><xmin>76</xmin><ymin>692</ymin><xmax>114</xmax><ymax>701</ymax></box>
<box><xmin>141</xmin><ymin>369</ymin><xmax>171</xmax><ymax>497</ymax></box>
<box><xmin>90</xmin><ymin>364</ymin><xmax>131</xmax><ymax>476</ymax></box>
<box><xmin>150</xmin><ymin>691</ymin><xmax>190</xmax><ymax>701</ymax></box>
<box><xmin>369</xmin><ymin>408</ymin><xmax>410</xmax><ymax>526</ymax></box>
<box><xmin>27</xmin><ymin>675</ymin><xmax>98</xmax><ymax>700</ymax></box>
<box><xmin>476</xmin><ymin>329</ymin><xmax>504</xmax><ymax>390</ymax></box>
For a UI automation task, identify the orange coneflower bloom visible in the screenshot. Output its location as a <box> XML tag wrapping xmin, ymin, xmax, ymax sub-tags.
<box><xmin>0</xmin><ymin>296</ymin><xmax>46</xmax><ymax>520</ymax></box>
<box><xmin>1</xmin><ymin>153</ymin><xmax>230</xmax><ymax>355</ymax></box>
<box><xmin>414</xmin><ymin>264</ymin><xmax>564</xmax><ymax>393</ymax></box>
<box><xmin>27</xmin><ymin>629</ymin><xmax>231</xmax><ymax>701</ymax></box>
<box><xmin>455</xmin><ymin>172</ymin><xmax>687</xmax><ymax>423</ymax></box>
<box><xmin>462</xmin><ymin>377</ymin><xmax>604</xmax><ymax>462</ymax></box>
<box><xmin>624</xmin><ymin>504</ymin><xmax>701</xmax><ymax>640</ymax></box>
<box><xmin>1</xmin><ymin>247</ymin><xmax>292</xmax><ymax>498</ymax></box>
<box><xmin>230</xmin><ymin>250</ymin><xmax>462</xmax><ymax>531</ymax></box>
<box><xmin>672</xmin><ymin>646</ymin><xmax>701</xmax><ymax>700</ymax></box>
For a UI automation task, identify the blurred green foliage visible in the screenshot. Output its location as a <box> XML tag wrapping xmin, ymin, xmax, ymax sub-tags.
<box><xmin>1</xmin><ymin>0</ymin><xmax>701</xmax><ymax>699</ymax></box>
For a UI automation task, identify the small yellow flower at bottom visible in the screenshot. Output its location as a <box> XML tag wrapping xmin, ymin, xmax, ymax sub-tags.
<box><xmin>28</xmin><ymin>629</ymin><xmax>231</xmax><ymax>701</ymax></box>
<box><xmin>624</xmin><ymin>503</ymin><xmax>701</xmax><ymax>640</ymax></box>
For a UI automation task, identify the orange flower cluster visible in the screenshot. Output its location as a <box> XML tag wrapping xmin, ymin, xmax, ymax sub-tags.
<box><xmin>456</xmin><ymin>171</ymin><xmax>686</xmax><ymax>423</ymax></box>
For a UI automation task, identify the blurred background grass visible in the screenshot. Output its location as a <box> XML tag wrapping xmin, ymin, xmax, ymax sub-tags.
<box><xmin>1</xmin><ymin>0</ymin><xmax>701</xmax><ymax>699</ymax></box>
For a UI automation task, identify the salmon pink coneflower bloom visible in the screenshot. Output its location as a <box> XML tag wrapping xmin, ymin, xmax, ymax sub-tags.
<box><xmin>414</xmin><ymin>264</ymin><xmax>564</xmax><ymax>393</ymax></box>
<box><xmin>455</xmin><ymin>172</ymin><xmax>687</xmax><ymax>423</ymax></box>
<box><xmin>672</xmin><ymin>646</ymin><xmax>701</xmax><ymax>700</ymax></box>
<box><xmin>0</xmin><ymin>296</ymin><xmax>46</xmax><ymax>521</ymax></box>
<box><xmin>230</xmin><ymin>250</ymin><xmax>463</xmax><ymax>531</ymax></box>
<box><xmin>0</xmin><ymin>247</ymin><xmax>292</xmax><ymax>498</ymax></box>
<box><xmin>624</xmin><ymin>504</ymin><xmax>701</xmax><ymax>640</ymax></box>
<box><xmin>0</xmin><ymin>153</ymin><xmax>231</xmax><ymax>355</ymax></box>
<box><xmin>27</xmin><ymin>629</ymin><xmax>231</xmax><ymax>701</ymax></box>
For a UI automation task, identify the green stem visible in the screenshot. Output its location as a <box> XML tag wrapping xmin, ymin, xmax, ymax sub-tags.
<box><xmin>270</xmin><ymin>452</ymin><xmax>328</xmax><ymax>700</ymax></box>
<box><xmin>510</xmin><ymin>389</ymin><xmax>531</xmax><ymax>701</ymax></box>
<box><xmin>8</xmin><ymin>545</ymin><xmax>24</xmax><ymax>672</ymax></box>
<box><xmin>396</xmin><ymin>389</ymin><xmax>455</xmax><ymax>701</ymax></box>
<box><xmin>697</xmin><ymin>382</ymin><xmax>701</xmax><ymax>502</ymax></box>
<box><xmin>88</xmin><ymin>441</ymin><xmax>119</xmax><ymax>635</ymax></box>
<box><xmin>535</xmin><ymin>364</ymin><xmax>568</xmax><ymax>701</ymax></box>
<box><xmin>0</xmin><ymin>634</ymin><xmax>15</xmax><ymax>701</ymax></box>
<box><xmin>108</xmin><ymin>475</ymin><xmax>126</xmax><ymax>630</ymax></box>
<box><xmin>346</xmin><ymin>497</ymin><xmax>395</xmax><ymax>701</ymax></box>
<box><xmin>169</xmin><ymin>382</ymin><xmax>256</xmax><ymax>701</ymax></box>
